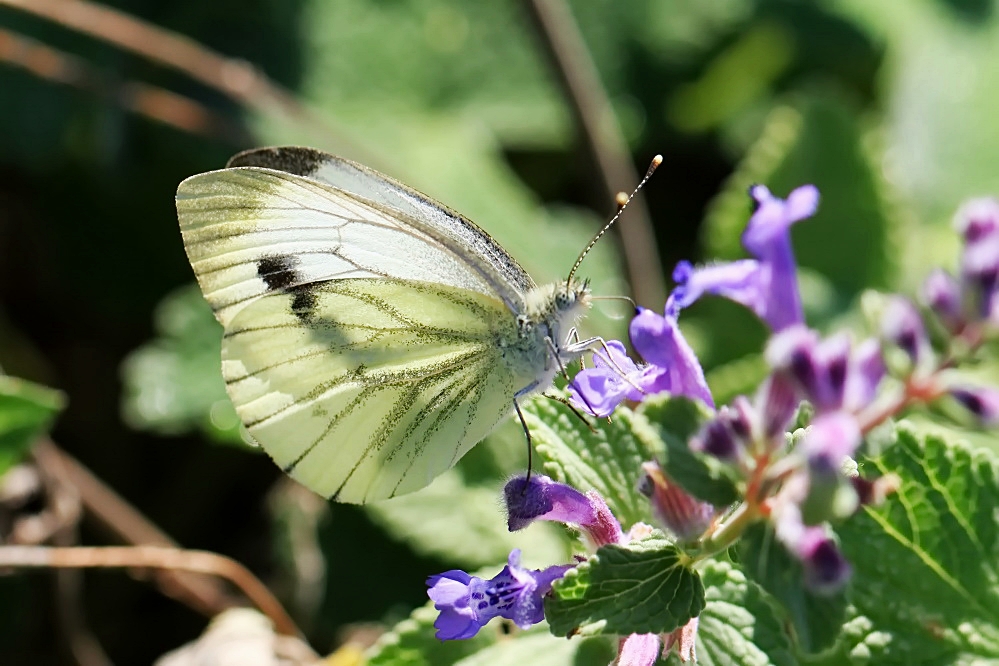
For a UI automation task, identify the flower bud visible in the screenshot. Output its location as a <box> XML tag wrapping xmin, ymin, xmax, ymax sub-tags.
<box><xmin>921</xmin><ymin>269</ymin><xmax>964</xmax><ymax>332</ymax></box>
<box><xmin>639</xmin><ymin>462</ymin><xmax>715</xmax><ymax>543</ymax></box>
<box><xmin>880</xmin><ymin>296</ymin><xmax>929</xmax><ymax>366</ymax></box>
<box><xmin>950</xmin><ymin>386</ymin><xmax>999</xmax><ymax>426</ymax></box>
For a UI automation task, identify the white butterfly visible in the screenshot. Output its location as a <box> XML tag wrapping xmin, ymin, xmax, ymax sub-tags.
<box><xmin>176</xmin><ymin>147</ymin><xmax>596</xmax><ymax>503</ymax></box>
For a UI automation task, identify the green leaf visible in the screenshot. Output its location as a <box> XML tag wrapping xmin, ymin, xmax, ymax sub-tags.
<box><xmin>704</xmin><ymin>354</ymin><xmax>769</xmax><ymax>409</ymax></box>
<box><xmin>673</xmin><ymin>560</ymin><xmax>795</xmax><ymax>666</ymax></box>
<box><xmin>667</xmin><ymin>21</ymin><xmax>794</xmax><ymax>134</ymax></box>
<box><xmin>366</xmin><ymin>603</ymin><xmax>497</xmax><ymax>666</ymax></box>
<box><xmin>545</xmin><ymin>534</ymin><xmax>705</xmax><ymax>637</ymax></box>
<box><xmin>120</xmin><ymin>286</ymin><xmax>247</xmax><ymax>446</ymax></box>
<box><xmin>737</xmin><ymin>524</ymin><xmax>848</xmax><ymax>655</ymax></box>
<box><xmin>639</xmin><ymin>395</ymin><xmax>740</xmax><ymax>507</ymax></box>
<box><xmin>0</xmin><ymin>376</ymin><xmax>64</xmax><ymax>474</ymax></box>
<box><xmin>836</xmin><ymin>422</ymin><xmax>999</xmax><ymax>662</ymax></box>
<box><xmin>522</xmin><ymin>396</ymin><xmax>662</xmax><ymax>529</ymax></box>
<box><xmin>365</xmin><ymin>468</ymin><xmax>568</xmax><ymax>571</ymax></box>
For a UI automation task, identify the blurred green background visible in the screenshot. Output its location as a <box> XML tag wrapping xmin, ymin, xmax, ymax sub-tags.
<box><xmin>1</xmin><ymin>0</ymin><xmax>998</xmax><ymax>663</ymax></box>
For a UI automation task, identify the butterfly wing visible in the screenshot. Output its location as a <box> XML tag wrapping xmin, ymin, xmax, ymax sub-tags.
<box><xmin>223</xmin><ymin>279</ymin><xmax>521</xmax><ymax>502</ymax></box>
<box><xmin>227</xmin><ymin>146</ymin><xmax>537</xmax><ymax>306</ymax></box>
<box><xmin>177</xmin><ymin>166</ymin><xmax>539</xmax><ymax>502</ymax></box>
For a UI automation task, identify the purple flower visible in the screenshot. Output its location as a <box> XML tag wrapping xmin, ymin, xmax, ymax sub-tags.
<box><xmin>639</xmin><ymin>461</ymin><xmax>715</xmax><ymax>542</ymax></box>
<box><xmin>667</xmin><ymin>185</ymin><xmax>819</xmax><ymax>332</ymax></box>
<box><xmin>950</xmin><ymin>386</ymin><xmax>999</xmax><ymax>426</ymax></box>
<box><xmin>801</xmin><ymin>412</ymin><xmax>861</xmax><ymax>469</ymax></box>
<box><xmin>568</xmin><ymin>309</ymin><xmax>713</xmax><ymax>417</ymax></box>
<box><xmin>629</xmin><ymin>307</ymin><xmax>714</xmax><ymax>407</ymax></box>
<box><xmin>426</xmin><ymin>549</ymin><xmax>572</xmax><ymax>640</ymax></box>
<box><xmin>921</xmin><ymin>269</ymin><xmax>964</xmax><ymax>332</ymax></box>
<box><xmin>799</xmin><ymin>533</ymin><xmax>852</xmax><ymax>594</ymax></box>
<box><xmin>504</xmin><ymin>475</ymin><xmax>624</xmax><ymax>546</ymax></box>
<box><xmin>616</xmin><ymin>632</ymin><xmax>662</xmax><ymax>666</ymax></box>
<box><xmin>504</xmin><ymin>475</ymin><xmax>594</xmax><ymax>531</ymax></box>
<box><xmin>568</xmin><ymin>340</ymin><xmax>649</xmax><ymax>417</ymax></box>
<box><xmin>955</xmin><ymin>197</ymin><xmax>999</xmax><ymax>320</ymax></box>
<box><xmin>880</xmin><ymin>296</ymin><xmax>929</xmax><ymax>365</ymax></box>
<box><xmin>766</xmin><ymin>326</ymin><xmax>884</xmax><ymax>415</ymax></box>
<box><xmin>757</xmin><ymin>374</ymin><xmax>801</xmax><ymax>441</ymax></box>
<box><xmin>843</xmin><ymin>338</ymin><xmax>886</xmax><ymax>412</ymax></box>
<box><xmin>689</xmin><ymin>397</ymin><xmax>754</xmax><ymax>461</ymax></box>
<box><xmin>954</xmin><ymin>197</ymin><xmax>999</xmax><ymax>243</ymax></box>
<box><xmin>772</xmin><ymin>499</ymin><xmax>852</xmax><ymax>594</ymax></box>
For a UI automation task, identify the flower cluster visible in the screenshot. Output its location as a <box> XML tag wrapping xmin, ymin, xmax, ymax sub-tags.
<box><xmin>426</xmin><ymin>186</ymin><xmax>999</xmax><ymax>663</ymax></box>
<box><xmin>427</xmin><ymin>474</ymin><xmax>698</xmax><ymax>663</ymax></box>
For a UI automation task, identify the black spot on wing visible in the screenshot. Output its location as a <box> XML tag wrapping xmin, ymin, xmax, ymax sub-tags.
<box><xmin>290</xmin><ymin>286</ymin><xmax>319</xmax><ymax>322</ymax></box>
<box><xmin>257</xmin><ymin>255</ymin><xmax>301</xmax><ymax>291</ymax></box>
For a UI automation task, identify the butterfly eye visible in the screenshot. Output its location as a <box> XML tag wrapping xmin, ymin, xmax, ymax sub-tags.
<box><xmin>555</xmin><ymin>291</ymin><xmax>573</xmax><ymax>310</ymax></box>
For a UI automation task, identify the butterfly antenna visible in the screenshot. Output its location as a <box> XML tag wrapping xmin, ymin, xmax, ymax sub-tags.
<box><xmin>566</xmin><ymin>154</ymin><xmax>663</xmax><ymax>284</ymax></box>
<box><xmin>590</xmin><ymin>294</ymin><xmax>638</xmax><ymax>310</ymax></box>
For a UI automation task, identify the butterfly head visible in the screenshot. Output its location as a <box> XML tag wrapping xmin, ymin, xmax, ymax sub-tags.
<box><xmin>554</xmin><ymin>278</ymin><xmax>591</xmax><ymax>319</ymax></box>
<box><xmin>521</xmin><ymin>278</ymin><xmax>592</xmax><ymax>352</ymax></box>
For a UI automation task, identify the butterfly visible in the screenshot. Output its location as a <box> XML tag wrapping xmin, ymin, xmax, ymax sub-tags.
<box><xmin>176</xmin><ymin>146</ymin><xmax>602</xmax><ymax>503</ymax></box>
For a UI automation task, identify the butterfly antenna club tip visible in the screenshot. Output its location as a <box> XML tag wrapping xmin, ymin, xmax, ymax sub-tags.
<box><xmin>566</xmin><ymin>154</ymin><xmax>664</xmax><ymax>284</ymax></box>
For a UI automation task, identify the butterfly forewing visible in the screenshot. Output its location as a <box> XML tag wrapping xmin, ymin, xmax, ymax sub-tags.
<box><xmin>178</xmin><ymin>168</ymin><xmax>519</xmax><ymax>326</ymax></box>
<box><xmin>227</xmin><ymin>147</ymin><xmax>537</xmax><ymax>303</ymax></box>
<box><xmin>223</xmin><ymin>279</ymin><xmax>524</xmax><ymax>501</ymax></box>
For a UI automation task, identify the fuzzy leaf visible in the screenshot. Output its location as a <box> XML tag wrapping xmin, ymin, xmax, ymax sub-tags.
<box><xmin>545</xmin><ymin>534</ymin><xmax>705</xmax><ymax>637</ymax></box>
<box><xmin>737</xmin><ymin>524</ymin><xmax>848</xmax><ymax>654</ymax></box>
<box><xmin>836</xmin><ymin>422</ymin><xmax>999</xmax><ymax>662</ymax></box>
<box><xmin>366</xmin><ymin>603</ymin><xmax>496</xmax><ymax>666</ymax></box>
<box><xmin>523</xmin><ymin>396</ymin><xmax>661</xmax><ymax>529</ymax></box>
<box><xmin>454</xmin><ymin>632</ymin><xmax>614</xmax><ymax>666</ymax></box>
<box><xmin>639</xmin><ymin>395</ymin><xmax>740</xmax><ymax>507</ymax></box>
<box><xmin>664</xmin><ymin>560</ymin><xmax>795</xmax><ymax>666</ymax></box>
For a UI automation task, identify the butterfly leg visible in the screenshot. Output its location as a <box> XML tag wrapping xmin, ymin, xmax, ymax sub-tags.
<box><xmin>545</xmin><ymin>336</ymin><xmax>603</xmax><ymax>417</ymax></box>
<box><xmin>564</xmin><ymin>334</ymin><xmax>648</xmax><ymax>396</ymax></box>
<box><xmin>513</xmin><ymin>398</ymin><xmax>534</xmax><ymax>484</ymax></box>
<box><xmin>542</xmin><ymin>393</ymin><xmax>596</xmax><ymax>433</ymax></box>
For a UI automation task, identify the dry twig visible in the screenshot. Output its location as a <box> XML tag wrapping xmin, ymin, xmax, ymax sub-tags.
<box><xmin>521</xmin><ymin>0</ymin><xmax>666</xmax><ymax>306</ymax></box>
<box><xmin>0</xmin><ymin>545</ymin><xmax>303</xmax><ymax>637</ymax></box>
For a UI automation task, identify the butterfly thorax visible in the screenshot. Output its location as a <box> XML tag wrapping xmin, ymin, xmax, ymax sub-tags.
<box><xmin>504</xmin><ymin>279</ymin><xmax>592</xmax><ymax>396</ymax></box>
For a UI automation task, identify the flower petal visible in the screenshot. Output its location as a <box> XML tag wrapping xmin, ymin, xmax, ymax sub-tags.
<box><xmin>630</xmin><ymin>308</ymin><xmax>714</xmax><ymax>407</ymax></box>
<box><xmin>742</xmin><ymin>184</ymin><xmax>819</xmax><ymax>256</ymax></box>
<box><xmin>504</xmin><ymin>475</ymin><xmax>596</xmax><ymax>531</ymax></box>
<box><xmin>617</xmin><ymin>633</ymin><xmax>662</xmax><ymax>666</ymax></box>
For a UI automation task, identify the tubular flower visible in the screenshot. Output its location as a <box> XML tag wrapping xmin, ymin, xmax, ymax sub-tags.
<box><xmin>426</xmin><ymin>549</ymin><xmax>572</xmax><ymax>640</ymax></box>
<box><xmin>667</xmin><ymin>184</ymin><xmax>819</xmax><ymax>332</ymax></box>
<box><xmin>505</xmin><ymin>475</ymin><xmax>624</xmax><ymax>547</ymax></box>
<box><xmin>569</xmin><ymin>308</ymin><xmax>712</xmax><ymax>417</ymax></box>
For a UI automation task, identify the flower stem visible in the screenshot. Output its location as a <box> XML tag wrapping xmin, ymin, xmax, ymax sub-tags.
<box><xmin>695</xmin><ymin>501</ymin><xmax>760</xmax><ymax>560</ymax></box>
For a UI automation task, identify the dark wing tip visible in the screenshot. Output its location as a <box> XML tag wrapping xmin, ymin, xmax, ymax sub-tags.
<box><xmin>227</xmin><ymin>146</ymin><xmax>336</xmax><ymax>179</ymax></box>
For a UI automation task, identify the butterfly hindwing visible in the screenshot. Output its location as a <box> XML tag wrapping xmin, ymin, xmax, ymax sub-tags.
<box><xmin>223</xmin><ymin>278</ymin><xmax>522</xmax><ymax>501</ymax></box>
